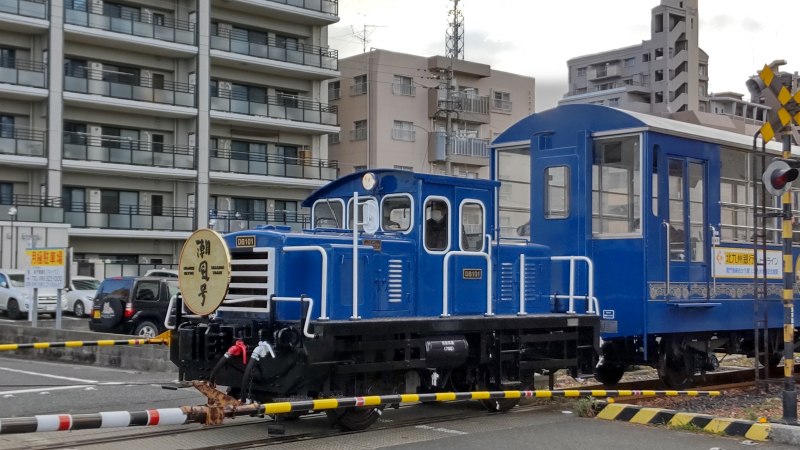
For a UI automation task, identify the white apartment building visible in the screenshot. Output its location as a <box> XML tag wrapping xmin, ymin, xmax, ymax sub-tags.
<box><xmin>329</xmin><ymin>49</ymin><xmax>535</xmax><ymax>178</ymax></box>
<box><xmin>0</xmin><ymin>0</ymin><xmax>340</xmax><ymax>276</ymax></box>
<box><xmin>561</xmin><ymin>0</ymin><xmax>709</xmax><ymax>115</ymax></box>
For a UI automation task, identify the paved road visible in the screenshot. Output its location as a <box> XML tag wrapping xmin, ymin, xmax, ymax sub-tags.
<box><xmin>0</xmin><ymin>358</ymin><xmax>795</xmax><ymax>449</ymax></box>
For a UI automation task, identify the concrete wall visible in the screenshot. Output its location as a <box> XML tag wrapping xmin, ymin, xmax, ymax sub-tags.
<box><xmin>0</xmin><ymin>323</ymin><xmax>175</xmax><ymax>373</ymax></box>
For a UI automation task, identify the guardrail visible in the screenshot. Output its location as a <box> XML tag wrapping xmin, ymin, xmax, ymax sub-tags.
<box><xmin>65</xmin><ymin>2</ymin><xmax>196</xmax><ymax>46</ymax></box>
<box><xmin>211</xmin><ymin>28</ymin><xmax>337</xmax><ymax>70</ymax></box>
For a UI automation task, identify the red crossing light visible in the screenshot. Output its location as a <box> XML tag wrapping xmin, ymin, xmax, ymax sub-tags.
<box><xmin>763</xmin><ymin>160</ymin><xmax>799</xmax><ymax>196</ymax></box>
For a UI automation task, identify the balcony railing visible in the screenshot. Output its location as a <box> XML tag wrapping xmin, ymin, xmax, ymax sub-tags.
<box><xmin>63</xmin><ymin>132</ymin><xmax>196</xmax><ymax>169</ymax></box>
<box><xmin>1</xmin><ymin>195</ymin><xmax>64</xmax><ymax>224</ymax></box>
<box><xmin>64</xmin><ymin>2</ymin><xmax>196</xmax><ymax>46</ymax></box>
<box><xmin>428</xmin><ymin>132</ymin><xmax>489</xmax><ymax>160</ymax></box>
<box><xmin>65</xmin><ymin>67</ymin><xmax>196</xmax><ymax>107</ymax></box>
<box><xmin>211</xmin><ymin>28</ymin><xmax>337</xmax><ymax>70</ymax></box>
<box><xmin>211</xmin><ymin>90</ymin><xmax>337</xmax><ymax>125</ymax></box>
<box><xmin>0</xmin><ymin>126</ymin><xmax>46</xmax><ymax>156</ymax></box>
<box><xmin>210</xmin><ymin>148</ymin><xmax>338</xmax><ymax>180</ymax></box>
<box><xmin>0</xmin><ymin>0</ymin><xmax>47</xmax><ymax>19</ymax></box>
<box><xmin>439</xmin><ymin>91</ymin><xmax>489</xmax><ymax>115</ymax></box>
<box><xmin>0</xmin><ymin>57</ymin><xmax>46</xmax><ymax>88</ymax></box>
<box><xmin>65</xmin><ymin>202</ymin><xmax>194</xmax><ymax>232</ymax></box>
<box><xmin>265</xmin><ymin>0</ymin><xmax>338</xmax><ymax>15</ymax></box>
<box><xmin>565</xmin><ymin>80</ymin><xmax>649</xmax><ymax>96</ymax></box>
<box><xmin>209</xmin><ymin>209</ymin><xmax>310</xmax><ymax>233</ymax></box>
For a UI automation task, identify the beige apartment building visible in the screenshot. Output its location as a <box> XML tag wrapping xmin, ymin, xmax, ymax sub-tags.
<box><xmin>0</xmin><ymin>0</ymin><xmax>340</xmax><ymax>276</ymax></box>
<box><xmin>328</xmin><ymin>49</ymin><xmax>535</xmax><ymax>178</ymax></box>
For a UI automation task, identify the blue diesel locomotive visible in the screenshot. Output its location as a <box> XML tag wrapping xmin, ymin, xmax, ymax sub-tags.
<box><xmin>171</xmin><ymin>169</ymin><xmax>600</xmax><ymax>430</ymax></box>
<box><xmin>491</xmin><ymin>104</ymin><xmax>800</xmax><ymax>388</ymax></box>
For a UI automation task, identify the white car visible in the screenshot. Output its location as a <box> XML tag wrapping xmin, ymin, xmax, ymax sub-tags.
<box><xmin>144</xmin><ymin>269</ymin><xmax>178</xmax><ymax>278</ymax></box>
<box><xmin>65</xmin><ymin>276</ymin><xmax>100</xmax><ymax>317</ymax></box>
<box><xmin>0</xmin><ymin>269</ymin><xmax>68</xmax><ymax>320</ymax></box>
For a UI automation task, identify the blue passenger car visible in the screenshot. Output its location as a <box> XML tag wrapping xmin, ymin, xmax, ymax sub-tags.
<box><xmin>492</xmin><ymin>104</ymin><xmax>800</xmax><ymax>387</ymax></box>
<box><xmin>171</xmin><ymin>169</ymin><xmax>599</xmax><ymax>430</ymax></box>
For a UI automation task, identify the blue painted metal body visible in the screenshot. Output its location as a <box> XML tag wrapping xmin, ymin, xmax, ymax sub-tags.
<box><xmin>216</xmin><ymin>170</ymin><xmax>556</xmax><ymax>323</ymax></box>
<box><xmin>492</xmin><ymin>104</ymin><xmax>800</xmax><ymax>360</ymax></box>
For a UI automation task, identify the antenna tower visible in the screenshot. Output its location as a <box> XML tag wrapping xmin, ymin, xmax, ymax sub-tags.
<box><xmin>445</xmin><ymin>0</ymin><xmax>464</xmax><ymax>60</ymax></box>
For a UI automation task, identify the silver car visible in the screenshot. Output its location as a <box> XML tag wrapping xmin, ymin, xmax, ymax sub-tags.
<box><xmin>65</xmin><ymin>276</ymin><xmax>100</xmax><ymax>317</ymax></box>
<box><xmin>0</xmin><ymin>269</ymin><xmax>67</xmax><ymax>319</ymax></box>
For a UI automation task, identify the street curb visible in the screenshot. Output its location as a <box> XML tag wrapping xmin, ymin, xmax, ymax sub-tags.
<box><xmin>0</xmin><ymin>323</ymin><xmax>175</xmax><ymax>373</ymax></box>
<box><xmin>593</xmin><ymin>401</ymin><xmax>790</xmax><ymax>442</ymax></box>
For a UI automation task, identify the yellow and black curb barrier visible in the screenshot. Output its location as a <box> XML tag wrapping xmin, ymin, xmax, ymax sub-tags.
<box><xmin>0</xmin><ymin>389</ymin><xmax>721</xmax><ymax>435</ymax></box>
<box><xmin>594</xmin><ymin>402</ymin><xmax>771</xmax><ymax>442</ymax></box>
<box><xmin>0</xmin><ymin>331</ymin><xmax>171</xmax><ymax>352</ymax></box>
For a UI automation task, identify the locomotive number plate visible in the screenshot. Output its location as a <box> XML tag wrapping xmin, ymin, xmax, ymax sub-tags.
<box><xmin>462</xmin><ymin>269</ymin><xmax>483</xmax><ymax>279</ymax></box>
<box><xmin>236</xmin><ymin>235</ymin><xmax>256</xmax><ymax>247</ymax></box>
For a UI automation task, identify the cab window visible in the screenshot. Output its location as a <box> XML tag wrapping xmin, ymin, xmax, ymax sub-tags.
<box><xmin>424</xmin><ymin>198</ymin><xmax>449</xmax><ymax>252</ymax></box>
<box><xmin>347</xmin><ymin>197</ymin><xmax>376</xmax><ymax>231</ymax></box>
<box><xmin>312</xmin><ymin>199</ymin><xmax>344</xmax><ymax>228</ymax></box>
<box><xmin>381</xmin><ymin>195</ymin><xmax>412</xmax><ymax>232</ymax></box>
<box><xmin>460</xmin><ymin>201</ymin><xmax>484</xmax><ymax>251</ymax></box>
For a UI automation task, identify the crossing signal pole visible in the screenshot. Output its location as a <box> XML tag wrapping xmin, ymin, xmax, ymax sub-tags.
<box><xmin>752</xmin><ymin>61</ymin><xmax>800</xmax><ymax>424</ymax></box>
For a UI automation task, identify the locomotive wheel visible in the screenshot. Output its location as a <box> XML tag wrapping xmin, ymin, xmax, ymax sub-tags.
<box><xmin>326</xmin><ymin>407</ymin><xmax>382</xmax><ymax>431</ymax></box>
<box><xmin>594</xmin><ymin>363</ymin><xmax>625</xmax><ymax>386</ymax></box>
<box><xmin>657</xmin><ymin>349</ymin><xmax>693</xmax><ymax>389</ymax></box>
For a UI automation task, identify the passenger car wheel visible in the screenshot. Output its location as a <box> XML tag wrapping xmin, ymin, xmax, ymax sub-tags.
<box><xmin>7</xmin><ymin>299</ymin><xmax>21</xmax><ymax>320</ymax></box>
<box><xmin>73</xmin><ymin>301</ymin><xmax>85</xmax><ymax>318</ymax></box>
<box><xmin>134</xmin><ymin>320</ymin><xmax>159</xmax><ymax>338</ymax></box>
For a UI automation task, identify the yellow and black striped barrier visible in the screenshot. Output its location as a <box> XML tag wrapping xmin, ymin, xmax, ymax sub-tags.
<box><xmin>595</xmin><ymin>402</ymin><xmax>770</xmax><ymax>442</ymax></box>
<box><xmin>256</xmin><ymin>389</ymin><xmax>721</xmax><ymax>415</ymax></box>
<box><xmin>0</xmin><ymin>388</ymin><xmax>722</xmax><ymax>435</ymax></box>
<box><xmin>0</xmin><ymin>331</ymin><xmax>171</xmax><ymax>351</ymax></box>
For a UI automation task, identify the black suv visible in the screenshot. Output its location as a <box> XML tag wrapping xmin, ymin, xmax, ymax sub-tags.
<box><xmin>89</xmin><ymin>277</ymin><xmax>179</xmax><ymax>337</ymax></box>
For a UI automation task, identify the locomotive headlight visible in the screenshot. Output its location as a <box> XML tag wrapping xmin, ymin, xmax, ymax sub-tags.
<box><xmin>361</xmin><ymin>172</ymin><xmax>377</xmax><ymax>191</ymax></box>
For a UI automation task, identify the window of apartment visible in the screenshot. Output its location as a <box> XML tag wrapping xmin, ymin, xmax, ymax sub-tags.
<box><xmin>0</xmin><ymin>183</ymin><xmax>12</xmax><ymax>205</ymax></box>
<box><xmin>275</xmin><ymin>34</ymin><xmax>299</xmax><ymax>51</ymax></box>
<box><xmin>0</xmin><ymin>115</ymin><xmax>13</xmax><ymax>138</ymax></box>
<box><xmin>699</xmin><ymin>64</ymin><xmax>707</xmax><ymax>76</ymax></box>
<box><xmin>103</xmin><ymin>64</ymin><xmax>139</xmax><ymax>85</ymax></box>
<box><xmin>493</xmin><ymin>91</ymin><xmax>512</xmax><ymax>112</ymax></box>
<box><xmin>353</xmin><ymin>165</ymin><xmax>367</xmax><ymax>172</ymax></box>
<box><xmin>69</xmin><ymin>0</ymin><xmax>88</xmax><ymax>11</ymax></box>
<box><xmin>655</xmin><ymin>92</ymin><xmax>664</xmax><ymax>103</ymax></box>
<box><xmin>623</xmin><ymin>57</ymin><xmax>636</xmax><ymax>68</ymax></box>
<box><xmin>152</xmin><ymin>13</ymin><xmax>165</xmax><ymax>26</ymax></box>
<box><xmin>654</xmin><ymin>69</ymin><xmax>664</xmax><ymax>82</ymax></box>
<box><xmin>592</xmin><ymin>135</ymin><xmax>641</xmax><ymax>235</ymax></box>
<box><xmin>391</xmin><ymin>120</ymin><xmax>414</xmax><ymax>141</ymax></box>
<box><xmin>351</xmin><ymin>74</ymin><xmax>367</xmax><ymax>95</ymax></box>
<box><xmin>575</xmin><ymin>87</ymin><xmax>587</xmax><ymax>95</ymax></box>
<box><xmin>393</xmin><ymin>165</ymin><xmax>412</xmax><ymax>171</ymax></box>
<box><xmin>63</xmin><ymin>122</ymin><xmax>86</xmax><ymax>144</ymax></box>
<box><xmin>608</xmin><ymin>98</ymin><xmax>620</xmax><ymax>107</ymax></box>
<box><xmin>151</xmin><ymin>195</ymin><xmax>163</xmax><ymax>216</ymax></box>
<box><xmin>102</xmin><ymin>127</ymin><xmax>139</xmax><ymax>150</ymax></box>
<box><xmin>151</xmin><ymin>134</ymin><xmax>164</xmax><ymax>152</ymax></box>
<box><xmin>328</xmin><ymin>133</ymin><xmax>340</xmax><ymax>145</ymax></box>
<box><xmin>392</xmin><ymin>75</ymin><xmax>414</xmax><ymax>96</ymax></box>
<box><xmin>63</xmin><ymin>187</ymin><xmax>85</xmax><ymax>212</ymax></box>
<box><xmin>64</xmin><ymin>58</ymin><xmax>88</xmax><ymax>77</ymax></box>
<box><xmin>0</xmin><ymin>48</ymin><xmax>15</xmax><ymax>69</ymax></box>
<box><xmin>228</xmin><ymin>83</ymin><xmax>266</xmax><ymax>103</ymax></box>
<box><xmin>103</xmin><ymin>2</ymin><xmax>140</xmax><ymax>21</ymax></box>
<box><xmin>654</xmin><ymin>48</ymin><xmax>664</xmax><ymax>60</ymax></box>
<box><xmin>274</xmin><ymin>200</ymin><xmax>298</xmax><ymax>222</ymax></box>
<box><xmin>276</xmin><ymin>90</ymin><xmax>299</xmax><ymax>108</ymax></box>
<box><xmin>654</xmin><ymin>13</ymin><xmax>664</xmax><ymax>33</ymax></box>
<box><xmin>642</xmin><ymin>52</ymin><xmax>651</xmax><ymax>62</ymax></box>
<box><xmin>277</xmin><ymin>145</ymin><xmax>299</xmax><ymax>164</ymax></box>
<box><xmin>233</xmin><ymin>197</ymin><xmax>266</xmax><ymax>220</ymax></box>
<box><xmin>351</xmin><ymin>120</ymin><xmax>367</xmax><ymax>141</ymax></box>
<box><xmin>101</xmin><ymin>190</ymin><xmax>138</xmax><ymax>214</ymax></box>
<box><xmin>576</xmin><ymin>67</ymin><xmax>587</xmax><ymax>77</ymax></box>
<box><xmin>328</xmin><ymin>80</ymin><xmax>341</xmax><ymax>100</ymax></box>
<box><xmin>151</xmin><ymin>73</ymin><xmax>165</xmax><ymax>90</ymax></box>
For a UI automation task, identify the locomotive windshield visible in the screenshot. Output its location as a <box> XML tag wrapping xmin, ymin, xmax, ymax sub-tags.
<box><xmin>312</xmin><ymin>198</ymin><xmax>344</xmax><ymax>228</ymax></box>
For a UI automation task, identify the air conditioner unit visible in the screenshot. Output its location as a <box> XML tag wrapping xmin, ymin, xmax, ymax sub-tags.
<box><xmin>89</xmin><ymin>189</ymin><xmax>101</xmax><ymax>203</ymax></box>
<box><xmin>142</xmin><ymin>8</ymin><xmax>152</xmax><ymax>23</ymax></box>
<box><xmin>218</xmin><ymin>138</ymin><xmax>231</xmax><ymax>150</ymax></box>
<box><xmin>219</xmin><ymin>81</ymin><xmax>232</xmax><ymax>91</ymax></box>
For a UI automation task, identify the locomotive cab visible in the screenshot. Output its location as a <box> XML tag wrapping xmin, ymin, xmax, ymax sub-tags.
<box><xmin>171</xmin><ymin>169</ymin><xmax>600</xmax><ymax>430</ymax></box>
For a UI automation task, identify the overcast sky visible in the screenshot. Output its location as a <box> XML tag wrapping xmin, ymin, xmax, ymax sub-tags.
<box><xmin>328</xmin><ymin>0</ymin><xmax>797</xmax><ymax>111</ymax></box>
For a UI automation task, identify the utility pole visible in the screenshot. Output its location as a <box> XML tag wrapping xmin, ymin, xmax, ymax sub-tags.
<box><xmin>442</xmin><ymin>0</ymin><xmax>464</xmax><ymax>176</ymax></box>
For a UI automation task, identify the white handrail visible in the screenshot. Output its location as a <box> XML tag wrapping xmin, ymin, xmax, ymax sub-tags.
<box><xmin>518</xmin><ymin>254</ymin><xmax>527</xmax><ymax>316</ymax></box>
<box><xmin>270</xmin><ymin>296</ymin><xmax>316</xmax><ymax>339</ymax></box>
<box><xmin>352</xmin><ymin>192</ymin><xmax>361</xmax><ymax>320</ymax></box>
<box><xmin>442</xmin><ymin>250</ymin><xmax>492</xmax><ymax>317</ymax></box>
<box><xmin>550</xmin><ymin>255</ymin><xmax>597</xmax><ymax>315</ymax></box>
<box><xmin>284</xmin><ymin>246</ymin><xmax>329</xmax><ymax>320</ymax></box>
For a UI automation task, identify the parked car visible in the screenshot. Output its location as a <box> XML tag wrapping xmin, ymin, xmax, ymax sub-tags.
<box><xmin>144</xmin><ymin>269</ymin><xmax>178</xmax><ymax>278</ymax></box>
<box><xmin>65</xmin><ymin>276</ymin><xmax>100</xmax><ymax>317</ymax></box>
<box><xmin>0</xmin><ymin>269</ymin><xmax>68</xmax><ymax>319</ymax></box>
<box><xmin>89</xmin><ymin>276</ymin><xmax>178</xmax><ymax>337</ymax></box>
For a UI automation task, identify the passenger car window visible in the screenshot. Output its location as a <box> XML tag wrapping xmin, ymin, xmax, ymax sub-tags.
<box><xmin>96</xmin><ymin>278</ymin><xmax>133</xmax><ymax>301</ymax></box>
<box><xmin>382</xmin><ymin>195</ymin><xmax>412</xmax><ymax>231</ymax></box>
<box><xmin>424</xmin><ymin>198</ymin><xmax>449</xmax><ymax>252</ymax></box>
<box><xmin>135</xmin><ymin>281</ymin><xmax>160</xmax><ymax>301</ymax></box>
<box><xmin>8</xmin><ymin>274</ymin><xmax>25</xmax><ymax>287</ymax></box>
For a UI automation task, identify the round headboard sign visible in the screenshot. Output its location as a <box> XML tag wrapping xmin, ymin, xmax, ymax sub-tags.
<box><xmin>178</xmin><ymin>228</ymin><xmax>231</xmax><ymax>316</ymax></box>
